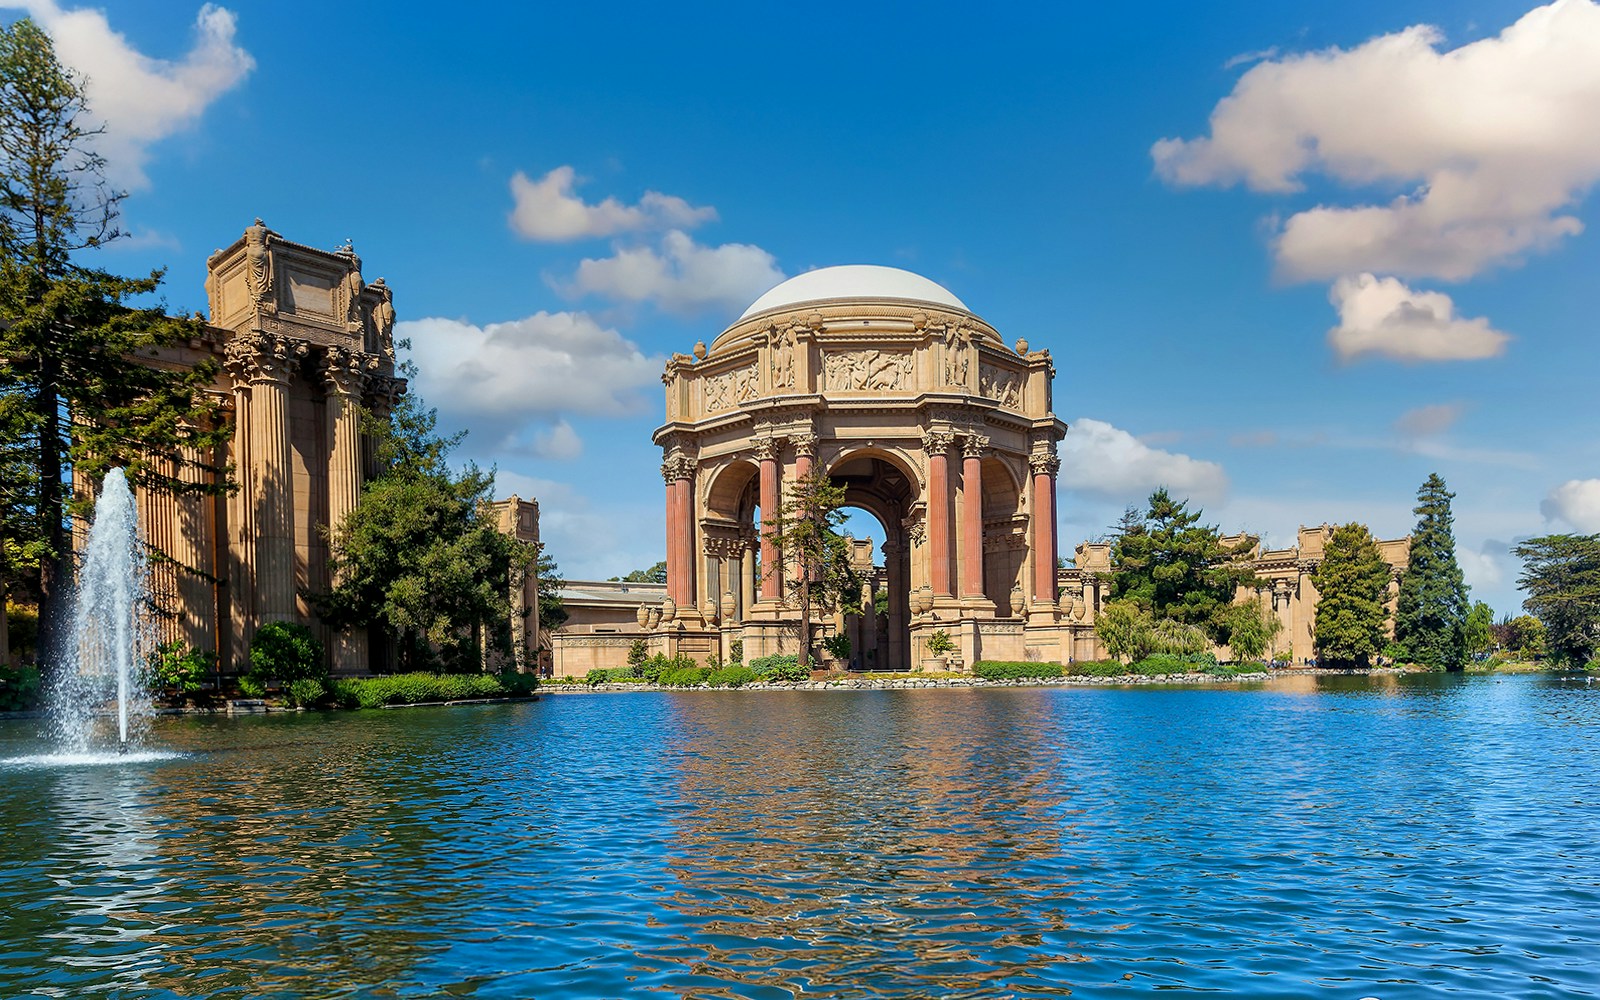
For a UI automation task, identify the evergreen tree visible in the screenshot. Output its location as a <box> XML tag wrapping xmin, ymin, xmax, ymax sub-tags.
<box><xmin>1393</xmin><ymin>474</ymin><xmax>1470</xmax><ymax>670</ymax></box>
<box><xmin>317</xmin><ymin>378</ymin><xmax>535</xmax><ymax>672</ymax></box>
<box><xmin>1109</xmin><ymin>488</ymin><xmax>1258</xmax><ymax>642</ymax></box>
<box><xmin>1219</xmin><ymin>595</ymin><xmax>1282</xmax><ymax>662</ymax></box>
<box><xmin>0</xmin><ymin>19</ymin><xmax>229</xmax><ymax>645</ymax></box>
<box><xmin>1463</xmin><ymin>600</ymin><xmax>1495</xmax><ymax>659</ymax></box>
<box><xmin>765</xmin><ymin>469</ymin><xmax>860</xmax><ymax>672</ymax></box>
<box><xmin>1512</xmin><ymin>534</ymin><xmax>1600</xmax><ymax>667</ymax></box>
<box><xmin>535</xmin><ymin>551</ymin><xmax>567</xmax><ymax>633</ymax></box>
<box><xmin>1310</xmin><ymin>522</ymin><xmax>1392</xmax><ymax>667</ymax></box>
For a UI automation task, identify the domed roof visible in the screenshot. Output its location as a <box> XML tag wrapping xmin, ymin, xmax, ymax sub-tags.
<box><xmin>738</xmin><ymin>265</ymin><xmax>968</xmax><ymax>319</ymax></box>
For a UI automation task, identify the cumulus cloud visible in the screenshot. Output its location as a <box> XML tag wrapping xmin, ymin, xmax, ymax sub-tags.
<box><xmin>1393</xmin><ymin>402</ymin><xmax>1464</xmax><ymax>438</ymax></box>
<box><xmin>556</xmin><ymin>229</ymin><xmax>785</xmax><ymax>317</ymax></box>
<box><xmin>529</xmin><ymin>420</ymin><xmax>583</xmax><ymax>461</ymax></box>
<box><xmin>1153</xmin><ymin>0</ymin><xmax>1600</xmax><ymax>282</ymax></box>
<box><xmin>1541</xmin><ymin>479</ymin><xmax>1600</xmax><ymax>533</ymax></box>
<box><xmin>1459</xmin><ymin>540</ymin><xmax>1509</xmax><ymax>592</ymax></box>
<box><xmin>7</xmin><ymin>0</ymin><xmax>254</xmax><ymax>189</ymax></box>
<box><xmin>495</xmin><ymin>470</ymin><xmax>663</xmax><ymax>581</ymax></box>
<box><xmin>507</xmin><ymin>166</ymin><xmax>716</xmax><ymax>241</ymax></box>
<box><xmin>1060</xmin><ymin>418</ymin><xmax>1229</xmax><ymax>506</ymax></box>
<box><xmin>1328</xmin><ymin>274</ymin><xmax>1508</xmax><ymax>362</ymax></box>
<box><xmin>399</xmin><ymin>311</ymin><xmax>663</xmax><ymax>440</ymax></box>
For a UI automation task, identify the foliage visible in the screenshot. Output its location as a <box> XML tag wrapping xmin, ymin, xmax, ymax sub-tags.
<box><xmin>873</xmin><ymin>588</ymin><xmax>889</xmax><ymax>617</ymax></box>
<box><xmin>1310</xmin><ymin>522</ymin><xmax>1393</xmax><ymax>668</ymax></box>
<box><xmin>0</xmin><ymin>663</ymin><xmax>41</xmax><ymax>710</ymax></box>
<box><xmin>637</xmin><ymin>653</ymin><xmax>695</xmax><ymax>683</ymax></box>
<box><xmin>316</xmin><ymin>372</ymin><xmax>537</xmax><ymax>672</ymax></box>
<box><xmin>1272</xmin><ymin>648</ymin><xmax>1293</xmax><ymax>665</ymax></box>
<box><xmin>145</xmin><ymin>640</ymin><xmax>212</xmax><ymax>694</ymax></box>
<box><xmin>535</xmin><ymin>550</ymin><xmax>567</xmax><ymax>633</ymax></box>
<box><xmin>615</xmin><ymin>561</ymin><xmax>667</xmax><ymax>583</ymax></box>
<box><xmin>1095</xmin><ymin>599</ymin><xmax>1152</xmax><ymax>661</ymax></box>
<box><xmin>327</xmin><ymin>672</ymin><xmax>522</xmax><ymax>709</ymax></box>
<box><xmin>1127</xmin><ymin>654</ymin><xmax>1194</xmax><ymax>676</ymax></box>
<box><xmin>765</xmin><ymin>470</ymin><xmax>861</xmax><ymax>671</ymax></box>
<box><xmin>285</xmin><ymin>678</ymin><xmax>327</xmax><ymax>708</ymax></box>
<box><xmin>925</xmin><ymin>630</ymin><xmax>955</xmax><ymax>656</ymax></box>
<box><xmin>1393</xmin><ymin>474</ymin><xmax>1470</xmax><ymax>671</ymax></box>
<box><xmin>708</xmin><ymin>665</ymin><xmax>757</xmax><ymax>688</ymax></box>
<box><xmin>728</xmin><ymin>639</ymin><xmax>743</xmax><ymax>666</ymax></box>
<box><xmin>749</xmin><ymin>653</ymin><xmax>807</xmax><ymax>682</ymax></box>
<box><xmin>1494</xmin><ymin>614</ymin><xmax>1547</xmax><ymax>659</ymax></box>
<box><xmin>1464</xmin><ymin>601</ymin><xmax>1495</xmax><ymax>658</ymax></box>
<box><xmin>3</xmin><ymin>600</ymin><xmax>37</xmax><ymax>659</ymax></box>
<box><xmin>0</xmin><ymin>19</ymin><xmax>231</xmax><ymax>636</ymax></box>
<box><xmin>1067</xmin><ymin>660</ymin><xmax>1132</xmax><ymax>677</ymax></box>
<box><xmin>1108</xmin><ymin>489</ymin><xmax>1259</xmax><ymax>644</ymax></box>
<box><xmin>1513</xmin><ymin>534</ymin><xmax>1600</xmax><ymax>667</ymax></box>
<box><xmin>822</xmin><ymin>632</ymin><xmax>851</xmax><ymax>661</ymax></box>
<box><xmin>627</xmin><ymin>638</ymin><xmax>648</xmax><ymax>668</ymax></box>
<box><xmin>249</xmin><ymin>621</ymin><xmax>325</xmax><ymax>686</ymax></box>
<box><xmin>1148</xmin><ymin>617</ymin><xmax>1209</xmax><ymax>657</ymax></box>
<box><xmin>1219</xmin><ymin>597</ymin><xmax>1282</xmax><ymax>661</ymax></box>
<box><xmin>237</xmin><ymin>674</ymin><xmax>266</xmax><ymax>698</ymax></box>
<box><xmin>704</xmin><ymin>653</ymin><xmax>724</xmax><ymax>672</ymax></box>
<box><xmin>973</xmin><ymin>660</ymin><xmax>1065</xmax><ymax>680</ymax></box>
<box><xmin>584</xmin><ymin>667</ymin><xmax>609</xmax><ymax>687</ymax></box>
<box><xmin>660</xmin><ymin>665</ymin><xmax>713</xmax><ymax>687</ymax></box>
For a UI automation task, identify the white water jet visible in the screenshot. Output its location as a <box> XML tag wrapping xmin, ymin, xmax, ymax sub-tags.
<box><xmin>47</xmin><ymin>468</ymin><xmax>153</xmax><ymax>754</ymax></box>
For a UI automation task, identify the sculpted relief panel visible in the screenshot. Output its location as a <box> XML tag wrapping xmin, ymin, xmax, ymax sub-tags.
<box><xmin>704</xmin><ymin>363</ymin><xmax>759</xmax><ymax>412</ymax></box>
<box><xmin>822</xmin><ymin>350</ymin><xmax>914</xmax><ymax>391</ymax></box>
<box><xmin>979</xmin><ymin>361</ymin><xmax>1023</xmax><ymax>408</ymax></box>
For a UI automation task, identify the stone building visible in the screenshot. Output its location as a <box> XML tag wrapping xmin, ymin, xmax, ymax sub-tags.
<box><xmin>124</xmin><ymin>221</ymin><xmax>538</xmax><ymax>675</ymax></box>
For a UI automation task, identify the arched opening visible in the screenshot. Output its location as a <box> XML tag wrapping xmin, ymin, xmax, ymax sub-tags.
<box><xmin>826</xmin><ymin>450</ymin><xmax>919</xmax><ymax>670</ymax></box>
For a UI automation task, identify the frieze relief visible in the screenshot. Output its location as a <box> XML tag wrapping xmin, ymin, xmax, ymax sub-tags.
<box><xmin>704</xmin><ymin>363</ymin><xmax>759</xmax><ymax>412</ymax></box>
<box><xmin>823</xmin><ymin>349</ymin><xmax>914</xmax><ymax>391</ymax></box>
<box><xmin>978</xmin><ymin>361</ymin><xmax>1023</xmax><ymax>408</ymax></box>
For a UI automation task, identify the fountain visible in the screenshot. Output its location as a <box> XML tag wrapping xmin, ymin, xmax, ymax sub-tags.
<box><xmin>46</xmin><ymin>467</ymin><xmax>154</xmax><ymax>756</ymax></box>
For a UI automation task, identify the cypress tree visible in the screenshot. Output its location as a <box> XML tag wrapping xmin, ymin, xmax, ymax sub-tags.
<box><xmin>1310</xmin><ymin>522</ymin><xmax>1391</xmax><ymax>667</ymax></box>
<box><xmin>1393</xmin><ymin>473</ymin><xmax>1470</xmax><ymax>670</ymax></box>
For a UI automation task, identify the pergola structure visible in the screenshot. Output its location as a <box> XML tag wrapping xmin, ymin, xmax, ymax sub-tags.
<box><xmin>648</xmin><ymin>265</ymin><xmax>1096</xmax><ymax>669</ymax></box>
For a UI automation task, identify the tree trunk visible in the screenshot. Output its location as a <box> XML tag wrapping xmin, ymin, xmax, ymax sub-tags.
<box><xmin>36</xmin><ymin>370</ymin><xmax>66</xmax><ymax>670</ymax></box>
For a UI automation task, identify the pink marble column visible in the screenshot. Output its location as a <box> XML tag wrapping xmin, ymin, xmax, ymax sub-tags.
<box><xmin>757</xmin><ymin>439</ymin><xmax>781</xmax><ymax>601</ymax></box>
<box><xmin>674</xmin><ymin>468</ymin><xmax>696</xmax><ymax>608</ymax></box>
<box><xmin>662</xmin><ymin>459</ymin><xmax>678</xmax><ymax>606</ymax></box>
<box><xmin>924</xmin><ymin>432</ymin><xmax>954</xmax><ymax>597</ymax></box>
<box><xmin>960</xmin><ymin>436</ymin><xmax>987</xmax><ymax>598</ymax></box>
<box><xmin>1031</xmin><ymin>453</ymin><xmax>1061</xmax><ymax>604</ymax></box>
<box><xmin>791</xmin><ymin>433</ymin><xmax>817</xmax><ymax>589</ymax></box>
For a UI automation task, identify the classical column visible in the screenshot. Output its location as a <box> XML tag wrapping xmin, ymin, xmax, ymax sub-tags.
<box><xmin>790</xmin><ymin>433</ymin><xmax>817</xmax><ymax>592</ymax></box>
<box><xmin>924</xmin><ymin>431</ymin><xmax>954</xmax><ymax>598</ymax></box>
<box><xmin>884</xmin><ymin>536</ymin><xmax>906</xmax><ymax>670</ymax></box>
<box><xmin>740</xmin><ymin>539</ymin><xmax>756</xmax><ymax>619</ymax></box>
<box><xmin>661</xmin><ymin>458</ymin><xmax>678</xmax><ymax>614</ymax></box>
<box><xmin>959</xmin><ymin>435</ymin><xmax>988</xmax><ymax>598</ymax></box>
<box><xmin>1030</xmin><ymin>453</ymin><xmax>1061</xmax><ymax>605</ymax></box>
<box><xmin>233</xmin><ymin>334</ymin><xmax>302</xmax><ymax>624</ymax></box>
<box><xmin>325</xmin><ymin>347</ymin><xmax>372</xmax><ymax>671</ymax></box>
<box><xmin>756</xmin><ymin>438</ymin><xmax>781</xmax><ymax>602</ymax></box>
<box><xmin>666</xmin><ymin>454</ymin><xmax>697</xmax><ymax>612</ymax></box>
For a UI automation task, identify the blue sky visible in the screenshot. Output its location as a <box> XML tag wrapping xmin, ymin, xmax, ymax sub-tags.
<box><xmin>21</xmin><ymin>0</ymin><xmax>1600</xmax><ymax>616</ymax></box>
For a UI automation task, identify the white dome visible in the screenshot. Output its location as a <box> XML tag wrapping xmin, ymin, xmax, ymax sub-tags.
<box><xmin>738</xmin><ymin>265</ymin><xmax>968</xmax><ymax>319</ymax></box>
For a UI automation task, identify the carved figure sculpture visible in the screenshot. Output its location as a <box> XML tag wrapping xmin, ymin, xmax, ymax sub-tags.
<box><xmin>244</xmin><ymin>218</ymin><xmax>273</xmax><ymax>302</ymax></box>
<box><xmin>370</xmin><ymin>278</ymin><xmax>395</xmax><ymax>356</ymax></box>
<box><xmin>769</xmin><ymin>326</ymin><xmax>796</xmax><ymax>389</ymax></box>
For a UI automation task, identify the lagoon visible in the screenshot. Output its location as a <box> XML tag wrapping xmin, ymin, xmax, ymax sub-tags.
<box><xmin>1</xmin><ymin>673</ymin><xmax>1597</xmax><ymax>998</ymax></box>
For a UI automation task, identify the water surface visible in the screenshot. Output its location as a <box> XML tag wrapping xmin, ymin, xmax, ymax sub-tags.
<box><xmin>2</xmin><ymin>673</ymin><xmax>1597</xmax><ymax>997</ymax></box>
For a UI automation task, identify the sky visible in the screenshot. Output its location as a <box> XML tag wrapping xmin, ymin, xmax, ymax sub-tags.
<box><xmin>15</xmin><ymin>0</ymin><xmax>1600</xmax><ymax>617</ymax></box>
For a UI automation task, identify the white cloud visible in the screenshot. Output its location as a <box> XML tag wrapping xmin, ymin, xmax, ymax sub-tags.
<box><xmin>1459</xmin><ymin>541</ymin><xmax>1508</xmax><ymax>592</ymax></box>
<box><xmin>529</xmin><ymin>420</ymin><xmax>583</xmax><ymax>461</ymax></box>
<box><xmin>1394</xmin><ymin>402</ymin><xmax>1464</xmax><ymax>438</ymax></box>
<box><xmin>1060</xmin><ymin>417</ymin><xmax>1229</xmax><ymax>506</ymax></box>
<box><xmin>557</xmin><ymin>229</ymin><xmax>785</xmax><ymax>317</ymax></box>
<box><xmin>494</xmin><ymin>471</ymin><xmax>663</xmax><ymax>581</ymax></box>
<box><xmin>507</xmin><ymin>166</ymin><xmax>716</xmax><ymax>241</ymax></box>
<box><xmin>399</xmin><ymin>311</ymin><xmax>662</xmax><ymax>447</ymax></box>
<box><xmin>1153</xmin><ymin>1</ymin><xmax>1600</xmax><ymax>282</ymax></box>
<box><xmin>1541</xmin><ymin>479</ymin><xmax>1600</xmax><ymax>533</ymax></box>
<box><xmin>8</xmin><ymin>1</ymin><xmax>254</xmax><ymax>189</ymax></box>
<box><xmin>1328</xmin><ymin>274</ymin><xmax>1508</xmax><ymax>362</ymax></box>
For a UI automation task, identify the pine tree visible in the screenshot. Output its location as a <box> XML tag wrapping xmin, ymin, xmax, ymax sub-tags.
<box><xmin>1512</xmin><ymin>534</ymin><xmax>1600</xmax><ymax>667</ymax></box>
<box><xmin>765</xmin><ymin>469</ymin><xmax>860</xmax><ymax>672</ymax></box>
<box><xmin>1393</xmin><ymin>474</ymin><xmax>1470</xmax><ymax>670</ymax></box>
<box><xmin>1109</xmin><ymin>488</ymin><xmax>1258</xmax><ymax>642</ymax></box>
<box><xmin>1310</xmin><ymin>522</ymin><xmax>1392</xmax><ymax>667</ymax></box>
<box><xmin>0</xmin><ymin>19</ymin><xmax>229</xmax><ymax>647</ymax></box>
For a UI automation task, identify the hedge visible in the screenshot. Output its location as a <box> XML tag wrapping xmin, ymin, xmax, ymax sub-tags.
<box><xmin>328</xmin><ymin>672</ymin><xmax>538</xmax><ymax>709</ymax></box>
<box><xmin>972</xmin><ymin>661</ymin><xmax>1065</xmax><ymax>680</ymax></box>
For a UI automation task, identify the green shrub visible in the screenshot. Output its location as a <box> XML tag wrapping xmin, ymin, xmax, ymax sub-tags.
<box><xmin>705</xmin><ymin>653</ymin><xmax>724</xmax><ymax>673</ymax></box>
<box><xmin>1272</xmin><ymin>649</ymin><xmax>1293</xmax><ymax>665</ymax></box>
<box><xmin>249</xmin><ymin>621</ymin><xmax>325</xmax><ymax>687</ymax></box>
<box><xmin>926</xmin><ymin>630</ymin><xmax>955</xmax><ymax>655</ymax></box>
<box><xmin>237</xmin><ymin>674</ymin><xmax>267</xmax><ymax>698</ymax></box>
<box><xmin>146</xmin><ymin>641</ymin><xmax>213</xmax><ymax>694</ymax></box>
<box><xmin>749</xmin><ymin>653</ymin><xmax>806</xmax><ymax>682</ymax></box>
<box><xmin>285</xmin><ymin>677</ymin><xmax>327</xmax><ymax>707</ymax></box>
<box><xmin>0</xmin><ymin>664</ymin><xmax>42</xmax><ymax>711</ymax></box>
<box><xmin>328</xmin><ymin>672</ymin><xmax>512</xmax><ymax>708</ymax></box>
<box><xmin>1067</xmin><ymin>660</ymin><xmax>1130</xmax><ymax>677</ymax></box>
<box><xmin>972</xmin><ymin>660</ymin><xmax>1065</xmax><ymax>681</ymax></box>
<box><xmin>497</xmin><ymin>671</ymin><xmax>539</xmax><ymax>696</ymax></box>
<box><xmin>708</xmin><ymin>665</ymin><xmax>757</xmax><ymax>687</ymax></box>
<box><xmin>1203</xmin><ymin>662</ymin><xmax>1269</xmax><ymax>677</ymax></box>
<box><xmin>728</xmin><ymin>639</ymin><xmax>743</xmax><ymax>666</ymax></box>
<box><xmin>1128</xmin><ymin>654</ymin><xmax>1193</xmax><ymax>676</ymax></box>
<box><xmin>660</xmin><ymin>665</ymin><xmax>712</xmax><ymax>687</ymax></box>
<box><xmin>584</xmin><ymin>667</ymin><xmax>609</xmax><ymax>687</ymax></box>
<box><xmin>822</xmin><ymin>633</ymin><xmax>851</xmax><ymax>660</ymax></box>
<box><xmin>627</xmin><ymin>639</ymin><xmax>649</xmax><ymax>669</ymax></box>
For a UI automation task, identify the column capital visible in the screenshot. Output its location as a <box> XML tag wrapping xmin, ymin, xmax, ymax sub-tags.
<box><xmin>225</xmin><ymin>332</ymin><xmax>305</xmax><ymax>386</ymax></box>
<box><xmin>922</xmin><ymin>430</ymin><xmax>956</xmax><ymax>454</ymax></box>
<box><xmin>1029</xmin><ymin>453</ymin><xmax>1061</xmax><ymax>476</ymax></box>
<box><xmin>790</xmin><ymin>432</ymin><xmax>819</xmax><ymax>459</ymax></box>
<box><xmin>661</xmin><ymin>451</ymin><xmax>697</xmax><ymax>482</ymax></box>
<box><xmin>961</xmin><ymin>434</ymin><xmax>990</xmax><ymax>459</ymax></box>
<box><xmin>322</xmin><ymin>345</ymin><xmax>381</xmax><ymax>397</ymax></box>
<box><xmin>364</xmin><ymin>373</ymin><xmax>406</xmax><ymax>416</ymax></box>
<box><xmin>752</xmin><ymin>437</ymin><xmax>780</xmax><ymax>462</ymax></box>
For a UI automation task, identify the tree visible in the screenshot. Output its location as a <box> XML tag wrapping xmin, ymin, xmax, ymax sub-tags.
<box><xmin>1220</xmin><ymin>595</ymin><xmax>1282</xmax><ymax>662</ymax></box>
<box><xmin>535</xmin><ymin>550</ymin><xmax>567</xmax><ymax>633</ymax></box>
<box><xmin>317</xmin><ymin>380</ymin><xmax>535</xmax><ymax>672</ymax></box>
<box><xmin>1109</xmin><ymin>489</ymin><xmax>1258</xmax><ymax>643</ymax></box>
<box><xmin>1095</xmin><ymin>599</ymin><xmax>1152</xmax><ymax>662</ymax></box>
<box><xmin>1512</xmin><ymin>534</ymin><xmax>1600</xmax><ymax>667</ymax></box>
<box><xmin>617</xmin><ymin>561</ymin><xmax>667</xmax><ymax>584</ymax></box>
<box><xmin>1494</xmin><ymin>613</ymin><xmax>1547</xmax><ymax>659</ymax></box>
<box><xmin>1393</xmin><ymin>474</ymin><xmax>1470</xmax><ymax>670</ymax></box>
<box><xmin>1464</xmin><ymin>600</ymin><xmax>1494</xmax><ymax>658</ymax></box>
<box><xmin>0</xmin><ymin>19</ymin><xmax>229</xmax><ymax>652</ymax></box>
<box><xmin>1310</xmin><ymin>522</ymin><xmax>1392</xmax><ymax>668</ymax></box>
<box><xmin>764</xmin><ymin>469</ymin><xmax>860</xmax><ymax>672</ymax></box>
